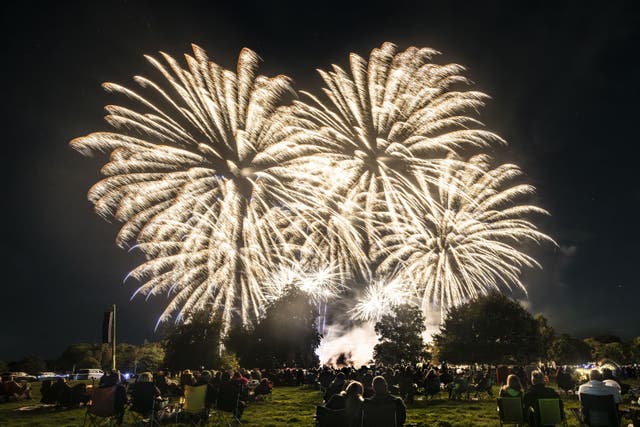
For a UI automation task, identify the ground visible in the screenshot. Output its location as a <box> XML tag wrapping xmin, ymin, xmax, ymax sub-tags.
<box><xmin>0</xmin><ymin>381</ymin><xmax>637</xmax><ymax>426</ymax></box>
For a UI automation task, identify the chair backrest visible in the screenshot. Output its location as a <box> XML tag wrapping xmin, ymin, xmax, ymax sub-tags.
<box><xmin>217</xmin><ymin>381</ymin><xmax>242</xmax><ymax>412</ymax></box>
<box><xmin>361</xmin><ymin>401</ymin><xmax>397</xmax><ymax>427</ymax></box>
<box><xmin>89</xmin><ymin>386</ymin><xmax>116</xmax><ymax>417</ymax></box>
<box><xmin>497</xmin><ymin>397</ymin><xmax>524</xmax><ymax>424</ymax></box>
<box><xmin>537</xmin><ymin>398</ymin><xmax>562</xmax><ymax>426</ymax></box>
<box><xmin>183</xmin><ymin>385</ymin><xmax>207</xmax><ymax>413</ymax></box>
<box><xmin>579</xmin><ymin>393</ymin><xmax>619</xmax><ymax>427</ymax></box>
<box><xmin>315</xmin><ymin>405</ymin><xmax>346</xmax><ymax>427</ymax></box>
<box><xmin>131</xmin><ymin>382</ymin><xmax>157</xmax><ymax>414</ymax></box>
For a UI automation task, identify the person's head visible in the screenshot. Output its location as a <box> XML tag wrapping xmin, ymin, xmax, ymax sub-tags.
<box><xmin>372</xmin><ymin>376</ymin><xmax>388</xmax><ymax>395</ymax></box>
<box><xmin>531</xmin><ymin>370</ymin><xmax>545</xmax><ymax>385</ymax></box>
<box><xmin>344</xmin><ymin>381</ymin><xmax>363</xmax><ymax>398</ymax></box>
<box><xmin>589</xmin><ymin>369</ymin><xmax>603</xmax><ymax>382</ymax></box>
<box><xmin>200</xmin><ymin>370</ymin><xmax>212</xmax><ymax>382</ymax></box>
<box><xmin>137</xmin><ymin>372</ymin><xmax>153</xmax><ymax>383</ymax></box>
<box><xmin>506</xmin><ymin>374</ymin><xmax>523</xmax><ymax>391</ymax></box>
<box><xmin>602</xmin><ymin>368</ymin><xmax>614</xmax><ymax>380</ymax></box>
<box><xmin>335</xmin><ymin>372</ymin><xmax>346</xmax><ymax>382</ymax></box>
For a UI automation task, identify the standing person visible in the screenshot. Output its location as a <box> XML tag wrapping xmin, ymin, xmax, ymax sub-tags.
<box><xmin>361</xmin><ymin>376</ymin><xmax>407</xmax><ymax>427</ymax></box>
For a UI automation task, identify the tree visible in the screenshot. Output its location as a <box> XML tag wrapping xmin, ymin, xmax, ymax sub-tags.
<box><xmin>584</xmin><ymin>338</ymin><xmax>629</xmax><ymax>363</ymax></box>
<box><xmin>116</xmin><ymin>342</ymin><xmax>165</xmax><ymax>373</ymax></box>
<box><xmin>373</xmin><ymin>304</ymin><xmax>427</xmax><ymax>365</ymax></box>
<box><xmin>8</xmin><ymin>355</ymin><xmax>47</xmax><ymax>373</ymax></box>
<box><xmin>57</xmin><ymin>343</ymin><xmax>104</xmax><ymax>371</ymax></box>
<box><xmin>535</xmin><ymin>314</ymin><xmax>556</xmax><ymax>360</ymax></box>
<box><xmin>433</xmin><ymin>293</ymin><xmax>541</xmax><ymax>365</ymax></box>
<box><xmin>547</xmin><ymin>334</ymin><xmax>592</xmax><ymax>364</ymax></box>
<box><xmin>163</xmin><ymin>311</ymin><xmax>224</xmax><ymax>371</ymax></box>
<box><xmin>226</xmin><ymin>289</ymin><xmax>320</xmax><ymax>368</ymax></box>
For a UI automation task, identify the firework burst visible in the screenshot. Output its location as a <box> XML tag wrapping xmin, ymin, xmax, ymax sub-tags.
<box><xmin>377</xmin><ymin>154</ymin><xmax>554</xmax><ymax>316</ymax></box>
<box><xmin>291</xmin><ymin>42</ymin><xmax>505</xmax><ymax>278</ymax></box>
<box><xmin>71</xmin><ymin>45</ymin><xmax>323</xmax><ymax>328</ymax></box>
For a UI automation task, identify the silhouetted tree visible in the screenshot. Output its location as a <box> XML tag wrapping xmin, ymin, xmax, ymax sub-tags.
<box><xmin>433</xmin><ymin>293</ymin><xmax>541</xmax><ymax>364</ymax></box>
<box><xmin>548</xmin><ymin>334</ymin><xmax>592</xmax><ymax>364</ymax></box>
<box><xmin>226</xmin><ymin>289</ymin><xmax>320</xmax><ymax>368</ymax></box>
<box><xmin>163</xmin><ymin>311</ymin><xmax>224</xmax><ymax>370</ymax></box>
<box><xmin>535</xmin><ymin>314</ymin><xmax>556</xmax><ymax>359</ymax></box>
<box><xmin>374</xmin><ymin>305</ymin><xmax>427</xmax><ymax>365</ymax></box>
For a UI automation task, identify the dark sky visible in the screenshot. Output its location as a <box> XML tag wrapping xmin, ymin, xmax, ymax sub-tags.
<box><xmin>2</xmin><ymin>0</ymin><xmax>639</xmax><ymax>360</ymax></box>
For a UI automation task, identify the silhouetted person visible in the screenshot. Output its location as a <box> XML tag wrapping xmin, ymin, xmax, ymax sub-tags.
<box><xmin>326</xmin><ymin>380</ymin><xmax>364</xmax><ymax>427</ymax></box>
<box><xmin>524</xmin><ymin>370</ymin><xmax>564</xmax><ymax>427</ymax></box>
<box><xmin>362</xmin><ymin>376</ymin><xmax>407</xmax><ymax>427</ymax></box>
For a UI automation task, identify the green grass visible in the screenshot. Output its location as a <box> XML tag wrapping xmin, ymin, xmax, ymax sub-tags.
<box><xmin>0</xmin><ymin>381</ymin><xmax>636</xmax><ymax>426</ymax></box>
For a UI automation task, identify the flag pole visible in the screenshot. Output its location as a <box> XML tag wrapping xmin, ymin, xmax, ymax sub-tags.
<box><xmin>112</xmin><ymin>304</ymin><xmax>116</xmax><ymax>372</ymax></box>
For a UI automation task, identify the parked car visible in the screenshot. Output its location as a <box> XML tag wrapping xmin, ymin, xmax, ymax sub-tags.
<box><xmin>36</xmin><ymin>372</ymin><xmax>58</xmax><ymax>381</ymax></box>
<box><xmin>73</xmin><ymin>368</ymin><xmax>104</xmax><ymax>380</ymax></box>
<box><xmin>0</xmin><ymin>372</ymin><xmax>37</xmax><ymax>382</ymax></box>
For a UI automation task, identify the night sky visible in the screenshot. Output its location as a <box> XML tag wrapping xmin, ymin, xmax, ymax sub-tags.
<box><xmin>2</xmin><ymin>1</ymin><xmax>639</xmax><ymax>360</ymax></box>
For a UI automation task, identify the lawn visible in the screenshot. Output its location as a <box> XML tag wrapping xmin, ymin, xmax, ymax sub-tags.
<box><xmin>0</xmin><ymin>381</ymin><xmax>636</xmax><ymax>426</ymax></box>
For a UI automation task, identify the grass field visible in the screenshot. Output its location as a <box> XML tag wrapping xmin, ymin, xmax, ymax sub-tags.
<box><xmin>0</xmin><ymin>381</ymin><xmax>636</xmax><ymax>426</ymax></box>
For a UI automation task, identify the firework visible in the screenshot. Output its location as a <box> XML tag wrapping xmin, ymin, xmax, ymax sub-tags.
<box><xmin>291</xmin><ymin>42</ymin><xmax>505</xmax><ymax>278</ymax></box>
<box><xmin>350</xmin><ymin>278</ymin><xmax>413</xmax><ymax>322</ymax></box>
<box><xmin>71</xmin><ymin>42</ymin><xmax>552</xmax><ymax>330</ymax></box>
<box><xmin>377</xmin><ymin>154</ymin><xmax>554</xmax><ymax>316</ymax></box>
<box><xmin>71</xmin><ymin>45</ymin><xmax>323</xmax><ymax>328</ymax></box>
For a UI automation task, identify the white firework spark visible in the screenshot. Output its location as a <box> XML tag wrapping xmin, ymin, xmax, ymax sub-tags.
<box><xmin>71</xmin><ymin>45</ymin><xmax>323</xmax><ymax>328</ymax></box>
<box><xmin>291</xmin><ymin>42</ymin><xmax>505</xmax><ymax>278</ymax></box>
<box><xmin>350</xmin><ymin>278</ymin><xmax>413</xmax><ymax>323</ymax></box>
<box><xmin>264</xmin><ymin>264</ymin><xmax>344</xmax><ymax>304</ymax></box>
<box><xmin>377</xmin><ymin>154</ymin><xmax>554</xmax><ymax>316</ymax></box>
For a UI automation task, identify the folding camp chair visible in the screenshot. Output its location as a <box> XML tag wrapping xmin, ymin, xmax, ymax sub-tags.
<box><xmin>128</xmin><ymin>387</ymin><xmax>165</xmax><ymax>427</ymax></box>
<box><xmin>497</xmin><ymin>397</ymin><xmax>525</xmax><ymax>426</ymax></box>
<box><xmin>314</xmin><ymin>405</ymin><xmax>346</xmax><ymax>427</ymax></box>
<box><xmin>361</xmin><ymin>401</ymin><xmax>397</xmax><ymax>427</ymax></box>
<box><xmin>214</xmin><ymin>382</ymin><xmax>245</xmax><ymax>426</ymax></box>
<box><xmin>83</xmin><ymin>386</ymin><xmax>119</xmax><ymax>427</ymax></box>
<box><xmin>576</xmin><ymin>393</ymin><xmax>620</xmax><ymax>427</ymax></box>
<box><xmin>529</xmin><ymin>398</ymin><xmax>567</xmax><ymax>427</ymax></box>
<box><xmin>177</xmin><ymin>385</ymin><xmax>209</xmax><ymax>426</ymax></box>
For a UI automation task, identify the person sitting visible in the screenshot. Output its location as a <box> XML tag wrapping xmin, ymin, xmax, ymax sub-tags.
<box><xmin>324</xmin><ymin>372</ymin><xmax>346</xmax><ymax>402</ymax></box>
<box><xmin>51</xmin><ymin>377</ymin><xmax>74</xmax><ymax>407</ymax></box>
<box><xmin>195</xmin><ymin>370</ymin><xmax>218</xmax><ymax>408</ymax></box>
<box><xmin>448</xmin><ymin>369</ymin><xmax>470</xmax><ymax>400</ymax></box>
<box><xmin>325</xmin><ymin>380</ymin><xmax>364</xmax><ymax>427</ymax></box>
<box><xmin>578</xmin><ymin>369</ymin><xmax>622</xmax><ymax>405</ymax></box>
<box><xmin>555</xmin><ymin>367</ymin><xmax>575</xmax><ymax>394</ymax></box>
<box><xmin>361</xmin><ymin>376</ymin><xmax>407</xmax><ymax>427</ymax></box>
<box><xmin>218</xmin><ymin>372</ymin><xmax>248</xmax><ymax>420</ymax></box>
<box><xmin>499</xmin><ymin>374</ymin><xmax>524</xmax><ymax>398</ymax></box>
<box><xmin>524</xmin><ymin>370</ymin><xmax>564</xmax><ymax>426</ymax></box>
<box><xmin>0</xmin><ymin>376</ymin><xmax>32</xmax><ymax>402</ymax></box>
<box><xmin>253</xmin><ymin>378</ymin><xmax>273</xmax><ymax>401</ymax></box>
<box><xmin>601</xmin><ymin>368</ymin><xmax>622</xmax><ymax>393</ymax></box>
<box><xmin>96</xmin><ymin>371</ymin><xmax>127</xmax><ymax>424</ymax></box>
<box><xmin>129</xmin><ymin>372</ymin><xmax>162</xmax><ymax>416</ymax></box>
<box><xmin>40</xmin><ymin>379</ymin><xmax>57</xmax><ymax>404</ymax></box>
